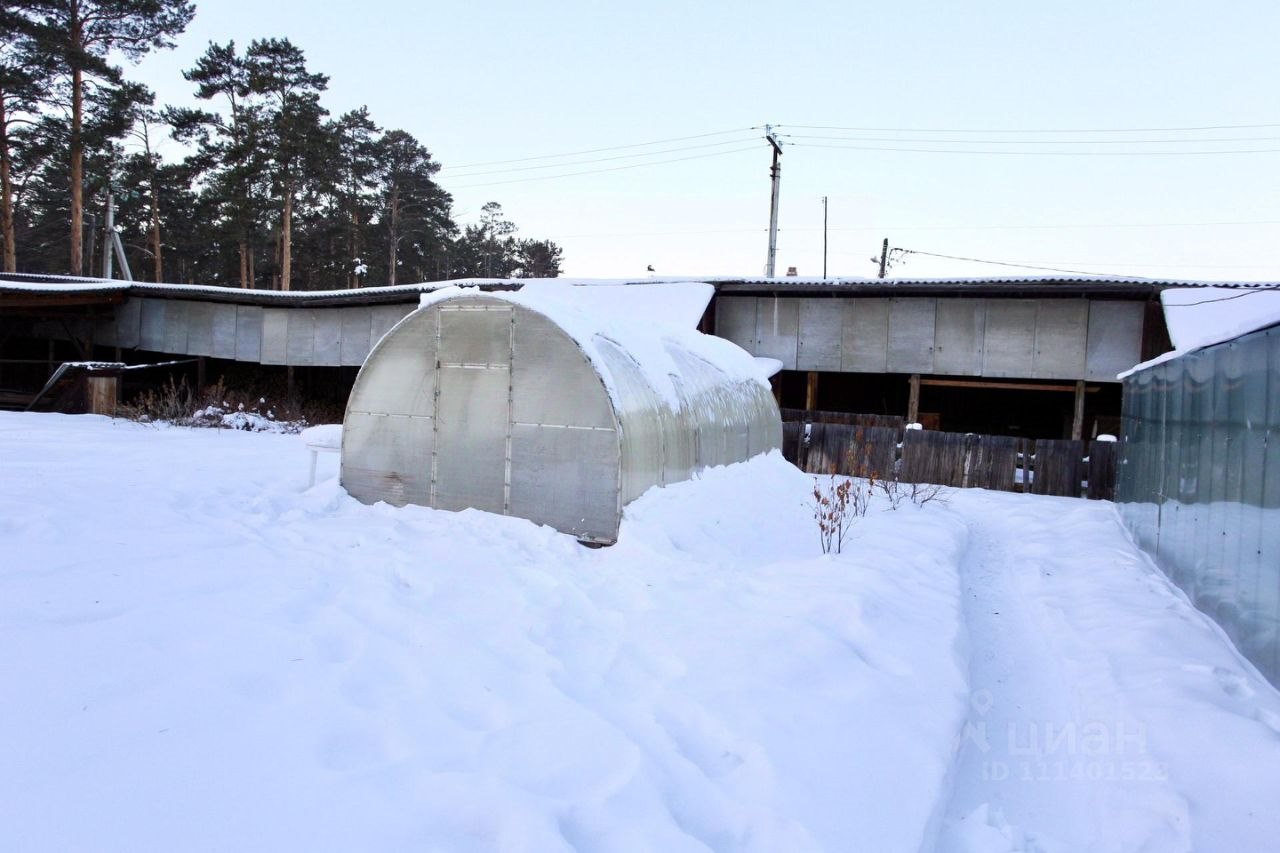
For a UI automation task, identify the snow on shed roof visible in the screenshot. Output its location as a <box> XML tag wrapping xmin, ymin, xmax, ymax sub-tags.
<box><xmin>418</xmin><ymin>280</ymin><xmax>770</xmax><ymax>409</ymax></box>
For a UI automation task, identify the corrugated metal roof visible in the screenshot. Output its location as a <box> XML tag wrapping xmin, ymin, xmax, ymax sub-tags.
<box><xmin>4</xmin><ymin>271</ymin><xmax>1279</xmax><ymax>305</ymax></box>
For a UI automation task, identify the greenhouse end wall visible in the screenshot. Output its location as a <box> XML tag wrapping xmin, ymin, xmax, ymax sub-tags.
<box><xmin>1117</xmin><ymin>324</ymin><xmax>1280</xmax><ymax>686</ymax></box>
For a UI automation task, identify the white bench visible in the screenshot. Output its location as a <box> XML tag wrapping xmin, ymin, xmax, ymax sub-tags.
<box><xmin>299</xmin><ymin>424</ymin><xmax>343</xmax><ymax>487</ymax></box>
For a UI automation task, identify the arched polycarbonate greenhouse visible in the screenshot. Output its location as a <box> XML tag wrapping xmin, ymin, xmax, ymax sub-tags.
<box><xmin>340</xmin><ymin>281</ymin><xmax>782</xmax><ymax>543</ymax></box>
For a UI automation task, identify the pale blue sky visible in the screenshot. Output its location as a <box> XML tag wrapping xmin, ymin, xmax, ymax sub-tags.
<box><xmin>134</xmin><ymin>0</ymin><xmax>1280</xmax><ymax>280</ymax></box>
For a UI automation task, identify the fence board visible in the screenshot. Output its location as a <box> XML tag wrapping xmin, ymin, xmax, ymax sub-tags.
<box><xmin>1086</xmin><ymin>440</ymin><xmax>1118</xmax><ymax>500</ymax></box>
<box><xmin>1032</xmin><ymin>439</ymin><xmax>1085</xmax><ymax>496</ymax></box>
<box><xmin>901</xmin><ymin>430</ymin><xmax>973</xmax><ymax>486</ymax></box>
<box><xmin>780</xmin><ymin>408</ymin><xmax>905</xmax><ymax>432</ymax></box>
<box><xmin>972</xmin><ymin>435</ymin><xmax>1022</xmax><ymax>492</ymax></box>
<box><xmin>782</xmin><ymin>421</ymin><xmax>803</xmax><ymax>469</ymax></box>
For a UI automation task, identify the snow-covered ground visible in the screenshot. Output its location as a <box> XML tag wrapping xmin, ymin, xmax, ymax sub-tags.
<box><xmin>2</xmin><ymin>413</ymin><xmax>1279</xmax><ymax>852</ymax></box>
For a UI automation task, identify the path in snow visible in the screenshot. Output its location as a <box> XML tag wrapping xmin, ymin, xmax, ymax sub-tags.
<box><xmin>931</xmin><ymin>492</ymin><xmax>1280</xmax><ymax>853</ymax></box>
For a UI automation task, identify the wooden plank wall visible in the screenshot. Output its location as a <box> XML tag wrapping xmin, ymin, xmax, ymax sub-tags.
<box><xmin>780</xmin><ymin>409</ymin><xmax>1115</xmax><ymax>499</ymax></box>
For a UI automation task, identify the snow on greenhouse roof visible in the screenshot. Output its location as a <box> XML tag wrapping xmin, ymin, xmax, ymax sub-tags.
<box><xmin>419</xmin><ymin>280</ymin><xmax>771</xmax><ymax>409</ymax></box>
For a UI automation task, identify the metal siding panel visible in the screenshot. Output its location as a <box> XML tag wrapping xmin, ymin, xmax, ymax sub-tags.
<box><xmin>1033</xmin><ymin>300</ymin><xmax>1089</xmax><ymax>379</ymax></box>
<box><xmin>1085</xmin><ymin>301</ymin><xmax>1145</xmax><ymax>381</ymax></box>
<box><xmin>508</xmin><ymin>424</ymin><xmax>618</xmax><ymax>541</ymax></box>
<box><xmin>754</xmin><ymin>296</ymin><xmax>799</xmax><ymax>369</ymax></box>
<box><xmin>339</xmin><ymin>307</ymin><xmax>373</xmax><ymax>366</ymax></box>
<box><xmin>115</xmin><ymin>298</ymin><xmax>141</xmax><ymax>349</ymax></box>
<box><xmin>434</xmin><ymin>365</ymin><xmax>510</xmax><ymax>514</ymax></box>
<box><xmin>887</xmin><ymin>298</ymin><xmax>936</xmax><ymax>374</ymax></box>
<box><xmin>211</xmin><ymin>304</ymin><xmax>238</xmax><ymax>359</ymax></box>
<box><xmin>186</xmin><ymin>301</ymin><xmax>215</xmax><ymax>357</ymax></box>
<box><xmin>714</xmin><ymin>296</ymin><xmax>757</xmax><ymax>351</ymax></box>
<box><xmin>797</xmin><ymin>299</ymin><xmax>842</xmax><ymax>371</ymax></box>
<box><xmin>235</xmin><ymin>306</ymin><xmax>263</xmax><ymax>363</ymax></box>
<box><xmin>842</xmin><ymin>298</ymin><xmax>889</xmax><ymax>372</ymax></box>
<box><xmin>313</xmin><ymin>310</ymin><xmax>342</xmax><ymax>365</ymax></box>
<box><xmin>139</xmin><ymin>298</ymin><xmax>164</xmax><ymax>351</ymax></box>
<box><xmin>162</xmin><ymin>301</ymin><xmax>189</xmax><ymax>354</ymax></box>
<box><xmin>260</xmin><ymin>309</ymin><xmax>289</xmax><ymax>365</ymax></box>
<box><xmin>982</xmin><ymin>300</ymin><xmax>1037</xmax><ymax>378</ymax></box>
<box><xmin>286</xmin><ymin>309</ymin><xmax>315</xmax><ymax>366</ymax></box>
<box><xmin>370</xmin><ymin>305</ymin><xmax>412</xmax><ymax>347</ymax></box>
<box><xmin>934</xmin><ymin>299</ymin><xmax>985</xmax><ymax>375</ymax></box>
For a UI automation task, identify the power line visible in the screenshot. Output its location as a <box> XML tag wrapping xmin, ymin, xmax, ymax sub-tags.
<box><xmin>542</xmin><ymin>219</ymin><xmax>1280</xmax><ymax>239</ymax></box>
<box><xmin>438</xmin><ymin>138</ymin><xmax>760</xmax><ymax>178</ymax></box>
<box><xmin>791</xmin><ymin>142</ymin><xmax>1280</xmax><ymax>156</ymax></box>
<box><xmin>778</xmin><ymin>122</ymin><xmax>1280</xmax><ymax>134</ymax></box>
<box><xmin>898</xmin><ymin>248</ymin><xmax>1162</xmax><ymax>278</ymax></box>
<box><xmin>446</xmin><ymin>145</ymin><xmax>758</xmax><ymax>189</ymax></box>
<box><xmin>782</xmin><ymin>133</ymin><xmax>1280</xmax><ymax>145</ymax></box>
<box><xmin>442</xmin><ymin>127</ymin><xmax>760</xmax><ymax>170</ymax></box>
<box><xmin>1165</xmin><ymin>289</ymin><xmax>1280</xmax><ymax>307</ymax></box>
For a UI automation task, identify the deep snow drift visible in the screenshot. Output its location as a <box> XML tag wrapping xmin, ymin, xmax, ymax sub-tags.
<box><xmin>2</xmin><ymin>413</ymin><xmax>1279</xmax><ymax>852</ymax></box>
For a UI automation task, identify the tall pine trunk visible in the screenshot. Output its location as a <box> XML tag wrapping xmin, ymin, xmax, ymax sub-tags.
<box><xmin>148</xmin><ymin>173</ymin><xmax>163</xmax><ymax>282</ymax></box>
<box><xmin>0</xmin><ymin>91</ymin><xmax>15</xmax><ymax>272</ymax></box>
<box><xmin>69</xmin><ymin>64</ymin><xmax>83</xmax><ymax>276</ymax></box>
<box><xmin>280</xmin><ymin>191</ymin><xmax>292</xmax><ymax>291</ymax></box>
<box><xmin>386</xmin><ymin>184</ymin><xmax>399</xmax><ymax>287</ymax></box>
<box><xmin>239</xmin><ymin>241</ymin><xmax>249</xmax><ymax>288</ymax></box>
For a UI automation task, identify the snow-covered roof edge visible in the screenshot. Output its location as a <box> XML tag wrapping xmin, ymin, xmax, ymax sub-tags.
<box><xmin>1119</xmin><ymin>286</ymin><xmax>1280</xmax><ymax>379</ymax></box>
<box><xmin>415</xmin><ymin>282</ymin><xmax>772</xmax><ymax>410</ymax></box>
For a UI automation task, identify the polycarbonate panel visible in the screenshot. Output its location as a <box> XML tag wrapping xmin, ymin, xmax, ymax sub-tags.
<box><xmin>1117</xmin><ymin>324</ymin><xmax>1280</xmax><ymax>687</ymax></box>
<box><xmin>797</xmin><ymin>299</ymin><xmax>842</xmax><ymax>371</ymax></box>
<box><xmin>340</xmin><ymin>411</ymin><xmax>433</xmax><ymax>506</ymax></box>
<box><xmin>934</xmin><ymin>299</ymin><xmax>985</xmax><ymax>375</ymax></box>
<box><xmin>162</xmin><ymin>301</ymin><xmax>189</xmax><ymax>354</ymax></box>
<box><xmin>842</xmin><ymin>299</ymin><xmax>889</xmax><ymax>372</ymax></box>
<box><xmin>313</xmin><ymin>310</ymin><xmax>342</xmax><ymax>365</ymax></box>
<box><xmin>115</xmin><ymin>298</ymin><xmax>141</xmax><ymax>349</ymax></box>
<box><xmin>754</xmin><ymin>296</ymin><xmax>799</xmax><ymax>369</ymax></box>
<box><xmin>509</xmin><ymin>423</ymin><xmax>618</xmax><ymax>541</ymax></box>
<box><xmin>260</xmin><ymin>309</ymin><xmax>288</xmax><ymax>364</ymax></box>
<box><xmin>511</xmin><ymin>311</ymin><xmax>613</xmax><ymax>430</ymax></box>
<box><xmin>138</xmin><ymin>298</ymin><xmax>164</xmax><ymax>351</ymax></box>
<box><xmin>1032</xmin><ymin>300</ymin><xmax>1088</xmax><ymax>379</ymax></box>
<box><xmin>339</xmin><ymin>307</ymin><xmax>372</xmax><ymax>366</ymax></box>
<box><xmin>594</xmin><ymin>337</ymin><xmax>666</xmax><ymax>503</ymax></box>
<box><xmin>211</xmin><ymin>305</ymin><xmax>238</xmax><ymax>359</ymax></box>
<box><xmin>1085</xmin><ymin>301</ymin><xmax>1144</xmax><ymax>381</ymax></box>
<box><xmin>982</xmin><ymin>300</ymin><xmax>1037</xmax><ymax>378</ymax></box>
<box><xmin>433</xmin><ymin>364</ymin><xmax>509</xmax><ymax>514</ymax></box>
<box><xmin>715</xmin><ymin>297</ymin><xmax>757</xmax><ymax>351</ymax></box>
<box><xmin>439</xmin><ymin>304</ymin><xmax>512</xmax><ymax>366</ymax></box>
<box><xmin>346</xmin><ymin>310</ymin><xmax>437</xmax><ymax>417</ymax></box>
<box><xmin>235</xmin><ymin>306</ymin><xmax>262</xmax><ymax>362</ymax></box>
<box><xmin>887</xmin><ymin>298</ymin><xmax>936</xmax><ymax>374</ymax></box>
<box><xmin>286</xmin><ymin>309</ymin><xmax>316</xmax><ymax>365</ymax></box>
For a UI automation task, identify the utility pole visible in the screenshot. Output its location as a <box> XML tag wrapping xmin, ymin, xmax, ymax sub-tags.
<box><xmin>822</xmin><ymin>196</ymin><xmax>828</xmax><ymax>279</ymax></box>
<box><xmin>877</xmin><ymin>237</ymin><xmax>889</xmax><ymax>279</ymax></box>
<box><xmin>764</xmin><ymin>125</ymin><xmax>782</xmax><ymax>277</ymax></box>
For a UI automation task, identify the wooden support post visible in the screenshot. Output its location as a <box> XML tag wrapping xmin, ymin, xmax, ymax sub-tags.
<box><xmin>769</xmin><ymin>374</ymin><xmax>782</xmax><ymax>406</ymax></box>
<box><xmin>86</xmin><ymin>376</ymin><xmax>117</xmax><ymax>416</ymax></box>
<box><xmin>805</xmin><ymin>371</ymin><xmax>818</xmax><ymax>411</ymax></box>
<box><xmin>196</xmin><ymin>356</ymin><xmax>206</xmax><ymax>390</ymax></box>
<box><xmin>286</xmin><ymin>366</ymin><xmax>295</xmax><ymax>401</ymax></box>
<box><xmin>907</xmin><ymin>373</ymin><xmax>921</xmax><ymax>424</ymax></box>
<box><xmin>1071</xmin><ymin>380</ymin><xmax>1086</xmax><ymax>440</ymax></box>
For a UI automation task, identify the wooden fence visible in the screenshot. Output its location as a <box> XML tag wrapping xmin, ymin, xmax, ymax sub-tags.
<box><xmin>781</xmin><ymin>410</ymin><xmax>1116</xmax><ymax>500</ymax></box>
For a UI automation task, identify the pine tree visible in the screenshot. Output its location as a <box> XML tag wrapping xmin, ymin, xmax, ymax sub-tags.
<box><xmin>26</xmin><ymin>0</ymin><xmax>194</xmax><ymax>275</ymax></box>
